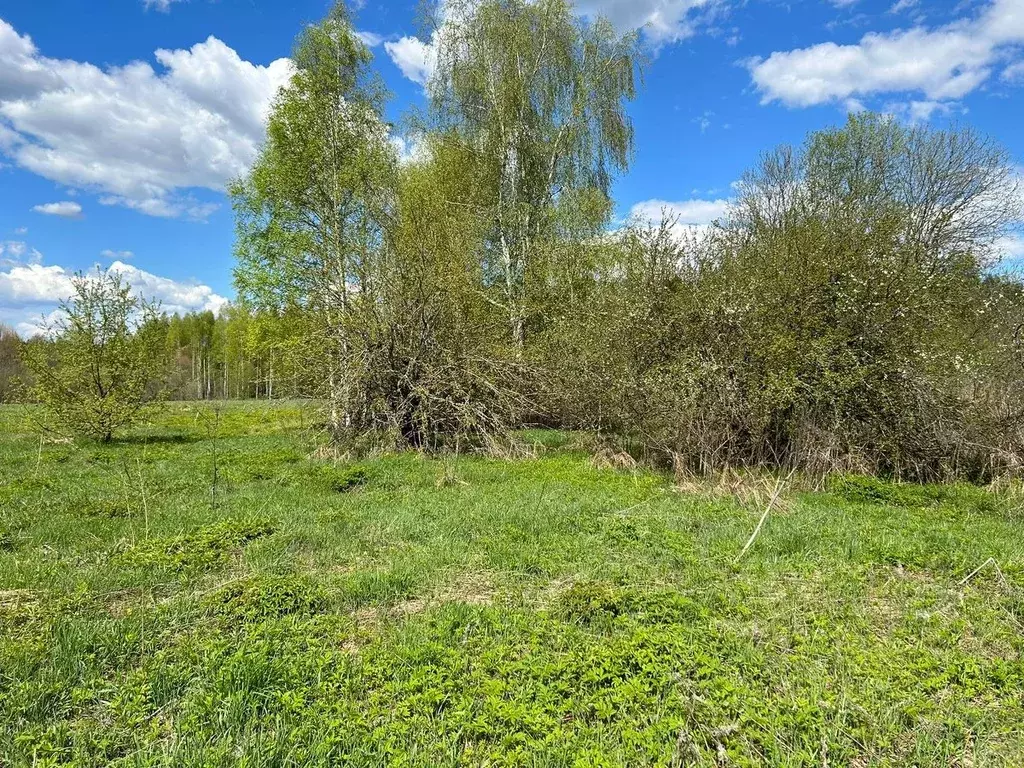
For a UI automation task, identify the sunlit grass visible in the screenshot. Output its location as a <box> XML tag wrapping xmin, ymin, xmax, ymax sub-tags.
<box><xmin>1</xmin><ymin>402</ymin><xmax>1022</xmax><ymax>766</ymax></box>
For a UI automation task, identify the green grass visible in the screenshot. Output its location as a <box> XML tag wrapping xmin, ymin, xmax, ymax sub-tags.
<box><xmin>1</xmin><ymin>402</ymin><xmax>1023</xmax><ymax>767</ymax></box>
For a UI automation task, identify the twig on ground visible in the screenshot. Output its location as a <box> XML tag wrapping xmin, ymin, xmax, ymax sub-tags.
<box><xmin>958</xmin><ymin>557</ymin><xmax>1010</xmax><ymax>589</ymax></box>
<box><xmin>612</xmin><ymin>492</ymin><xmax>663</xmax><ymax>517</ymax></box>
<box><xmin>734</xmin><ymin>473</ymin><xmax>791</xmax><ymax>563</ymax></box>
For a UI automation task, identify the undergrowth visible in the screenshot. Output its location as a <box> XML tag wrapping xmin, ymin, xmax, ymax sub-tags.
<box><xmin>1</xmin><ymin>402</ymin><xmax>1022</xmax><ymax>767</ymax></box>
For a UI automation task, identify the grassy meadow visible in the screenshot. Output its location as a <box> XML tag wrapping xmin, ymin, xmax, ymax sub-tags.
<box><xmin>1</xmin><ymin>401</ymin><xmax>1023</xmax><ymax>766</ymax></box>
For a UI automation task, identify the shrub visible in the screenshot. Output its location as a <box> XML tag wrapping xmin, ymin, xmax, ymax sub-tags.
<box><xmin>21</xmin><ymin>270</ymin><xmax>167</xmax><ymax>442</ymax></box>
<box><xmin>544</xmin><ymin>115</ymin><xmax>1024</xmax><ymax>481</ymax></box>
<box><xmin>206</xmin><ymin>574</ymin><xmax>328</xmax><ymax>623</ymax></box>
<box><xmin>115</xmin><ymin>519</ymin><xmax>277</xmax><ymax>572</ymax></box>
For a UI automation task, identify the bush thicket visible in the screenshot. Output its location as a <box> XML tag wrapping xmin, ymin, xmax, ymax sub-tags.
<box><xmin>226</xmin><ymin>0</ymin><xmax>1024</xmax><ymax>479</ymax></box>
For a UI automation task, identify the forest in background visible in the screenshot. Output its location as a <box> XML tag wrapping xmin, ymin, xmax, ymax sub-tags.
<box><xmin>1</xmin><ymin>306</ymin><xmax>312</xmax><ymax>403</ymax></box>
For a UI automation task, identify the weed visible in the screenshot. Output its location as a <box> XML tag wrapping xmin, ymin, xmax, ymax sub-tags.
<box><xmin>206</xmin><ymin>574</ymin><xmax>328</xmax><ymax>622</ymax></box>
<box><xmin>330</xmin><ymin>465</ymin><xmax>368</xmax><ymax>493</ymax></box>
<box><xmin>114</xmin><ymin>518</ymin><xmax>277</xmax><ymax>572</ymax></box>
<box><xmin>557</xmin><ymin>581</ymin><xmax>627</xmax><ymax>623</ymax></box>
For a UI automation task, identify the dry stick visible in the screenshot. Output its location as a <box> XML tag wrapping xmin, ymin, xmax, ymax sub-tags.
<box><xmin>137</xmin><ymin>457</ymin><xmax>149</xmax><ymax>539</ymax></box>
<box><xmin>957</xmin><ymin>557</ymin><xmax>1011</xmax><ymax>588</ymax></box>
<box><xmin>612</xmin><ymin>493</ymin><xmax>663</xmax><ymax>518</ymax></box>
<box><xmin>734</xmin><ymin>475</ymin><xmax>787</xmax><ymax>563</ymax></box>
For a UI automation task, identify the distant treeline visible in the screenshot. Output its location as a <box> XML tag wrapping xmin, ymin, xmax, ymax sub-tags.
<box><xmin>0</xmin><ymin>306</ymin><xmax>313</xmax><ymax>403</ymax></box>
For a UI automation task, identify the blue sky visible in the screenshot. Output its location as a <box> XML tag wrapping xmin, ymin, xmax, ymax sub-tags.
<box><xmin>1</xmin><ymin>0</ymin><xmax>1022</xmax><ymax>336</ymax></box>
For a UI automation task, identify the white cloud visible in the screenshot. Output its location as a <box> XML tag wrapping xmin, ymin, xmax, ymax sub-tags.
<box><xmin>0</xmin><ymin>263</ymin><xmax>75</xmax><ymax>306</ymax></box>
<box><xmin>98</xmin><ymin>195</ymin><xmax>220</xmax><ymax>221</ymax></box>
<box><xmin>384</xmin><ymin>0</ymin><xmax>724</xmax><ymax>87</ymax></box>
<box><xmin>143</xmin><ymin>0</ymin><xmax>185</xmax><ymax>12</ymax></box>
<box><xmin>575</xmin><ymin>0</ymin><xmax>721</xmax><ymax>46</ymax></box>
<box><xmin>13</xmin><ymin>308</ymin><xmax>63</xmax><ymax>340</ymax></box>
<box><xmin>13</xmin><ymin>227</ymin><xmax>28</xmax><ymax>235</ymax></box>
<box><xmin>100</xmin><ymin>249</ymin><xmax>135</xmax><ymax>260</ymax></box>
<box><xmin>0</xmin><ymin>240</ymin><xmax>42</xmax><ymax>267</ymax></box>
<box><xmin>995</xmin><ymin>232</ymin><xmax>1024</xmax><ymax>261</ymax></box>
<box><xmin>107</xmin><ymin>261</ymin><xmax>229</xmax><ymax>315</ymax></box>
<box><xmin>887</xmin><ymin>98</ymin><xmax>957</xmax><ymax>123</ymax></box>
<box><xmin>631</xmin><ymin>197</ymin><xmax>730</xmax><ymax>225</ymax></box>
<box><xmin>747</xmin><ymin>0</ymin><xmax>1024</xmax><ymax>109</ymax></box>
<box><xmin>32</xmin><ymin>201</ymin><xmax>83</xmax><ymax>219</ymax></box>
<box><xmin>889</xmin><ymin>0</ymin><xmax>919</xmax><ymax>13</ymax></box>
<box><xmin>1003</xmin><ymin>60</ymin><xmax>1024</xmax><ymax>83</ymax></box>
<box><xmin>1</xmin><ymin>257</ymin><xmax>229</xmax><ymax>337</ymax></box>
<box><xmin>629</xmin><ymin>197</ymin><xmax>731</xmax><ymax>240</ymax></box>
<box><xmin>355</xmin><ymin>30</ymin><xmax>385</xmax><ymax>47</ymax></box>
<box><xmin>391</xmin><ymin>133</ymin><xmax>429</xmax><ymax>165</ymax></box>
<box><xmin>0</xmin><ymin>19</ymin><xmax>293</xmax><ymax>218</ymax></box>
<box><xmin>385</xmin><ymin>35</ymin><xmax>439</xmax><ymax>86</ymax></box>
<box><xmin>0</xmin><ymin>19</ymin><xmax>62</xmax><ymax>100</ymax></box>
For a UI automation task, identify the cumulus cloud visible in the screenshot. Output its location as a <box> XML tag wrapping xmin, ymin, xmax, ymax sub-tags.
<box><xmin>385</xmin><ymin>34</ymin><xmax>439</xmax><ymax>86</ymax></box>
<box><xmin>575</xmin><ymin>0</ymin><xmax>722</xmax><ymax>46</ymax></box>
<box><xmin>107</xmin><ymin>261</ymin><xmax>229</xmax><ymax>316</ymax></box>
<box><xmin>32</xmin><ymin>201</ymin><xmax>83</xmax><ymax>219</ymax></box>
<box><xmin>0</xmin><ymin>263</ymin><xmax>76</xmax><ymax>307</ymax></box>
<box><xmin>384</xmin><ymin>0</ymin><xmax>724</xmax><ymax>87</ymax></box>
<box><xmin>0</xmin><ymin>18</ymin><xmax>293</xmax><ymax>218</ymax></box>
<box><xmin>0</xmin><ymin>254</ymin><xmax>228</xmax><ymax>338</ymax></box>
<box><xmin>747</xmin><ymin>0</ymin><xmax>1024</xmax><ymax>110</ymax></box>
<box><xmin>628</xmin><ymin>197</ymin><xmax>731</xmax><ymax>239</ymax></box>
<box><xmin>0</xmin><ymin>19</ymin><xmax>62</xmax><ymax>100</ymax></box>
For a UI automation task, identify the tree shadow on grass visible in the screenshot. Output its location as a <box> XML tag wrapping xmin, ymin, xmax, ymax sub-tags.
<box><xmin>115</xmin><ymin>433</ymin><xmax>201</xmax><ymax>446</ymax></box>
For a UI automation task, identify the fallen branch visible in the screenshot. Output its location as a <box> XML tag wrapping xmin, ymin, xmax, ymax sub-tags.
<box><xmin>958</xmin><ymin>558</ymin><xmax>1009</xmax><ymax>589</ymax></box>
<box><xmin>734</xmin><ymin>475</ymin><xmax>788</xmax><ymax>563</ymax></box>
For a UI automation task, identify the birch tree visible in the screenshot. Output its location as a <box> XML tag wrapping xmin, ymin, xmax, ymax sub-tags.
<box><xmin>429</xmin><ymin>0</ymin><xmax>641</xmax><ymax>348</ymax></box>
<box><xmin>232</xmin><ymin>1</ymin><xmax>396</xmax><ymax>433</ymax></box>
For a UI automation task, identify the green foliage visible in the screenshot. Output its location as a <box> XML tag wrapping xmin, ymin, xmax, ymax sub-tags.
<box><xmin>328</xmin><ymin>465</ymin><xmax>368</xmax><ymax>492</ymax></box>
<box><xmin>231</xmin><ymin>1</ymin><xmax>398</xmax><ymax>440</ymax></box>
<box><xmin>547</xmin><ymin>114</ymin><xmax>1024</xmax><ymax>480</ymax></box>
<box><xmin>3</xmin><ymin>402</ymin><xmax>1024</xmax><ymax>765</ymax></box>
<box><xmin>432</xmin><ymin>0</ymin><xmax>641</xmax><ymax>346</ymax></box>
<box><xmin>231</xmin><ymin>0</ymin><xmax>642</xmax><ymax>451</ymax></box>
<box><xmin>0</xmin><ymin>323</ymin><xmax>26</xmax><ymax>403</ymax></box>
<box><xmin>20</xmin><ymin>270</ymin><xmax>167</xmax><ymax>442</ymax></box>
<box><xmin>337</xmin><ymin>569</ymin><xmax>420</xmax><ymax>608</ymax></box>
<box><xmin>556</xmin><ymin>581</ymin><xmax>626</xmax><ymax>623</ymax></box>
<box><xmin>206</xmin><ymin>574</ymin><xmax>328</xmax><ymax>622</ymax></box>
<box><xmin>114</xmin><ymin>518</ymin><xmax>277</xmax><ymax>572</ymax></box>
<box><xmin>830</xmin><ymin>474</ymin><xmax>1006</xmax><ymax>515</ymax></box>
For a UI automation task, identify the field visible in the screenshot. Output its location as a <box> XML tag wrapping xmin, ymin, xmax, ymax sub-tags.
<box><xmin>1</xmin><ymin>402</ymin><xmax>1023</xmax><ymax>767</ymax></box>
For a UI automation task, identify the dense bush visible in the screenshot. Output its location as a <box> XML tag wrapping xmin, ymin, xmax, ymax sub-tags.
<box><xmin>544</xmin><ymin>115</ymin><xmax>1024</xmax><ymax>480</ymax></box>
<box><xmin>0</xmin><ymin>323</ymin><xmax>26</xmax><ymax>403</ymax></box>
<box><xmin>226</xmin><ymin>1</ymin><xmax>1024</xmax><ymax>479</ymax></box>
